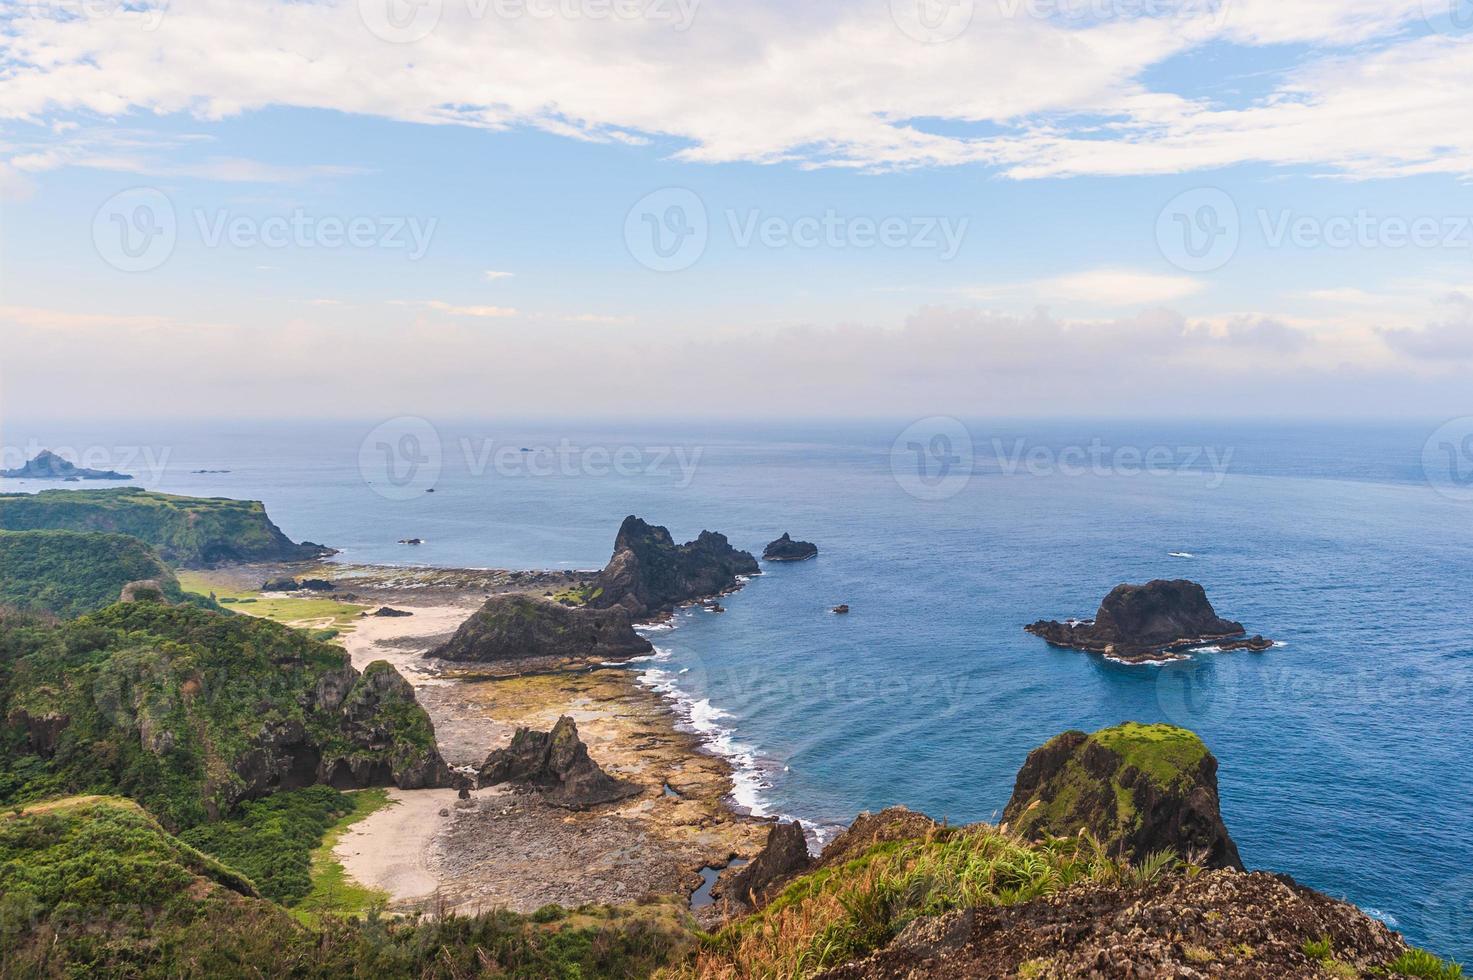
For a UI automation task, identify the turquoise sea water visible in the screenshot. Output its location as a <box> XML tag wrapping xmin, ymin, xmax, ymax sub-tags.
<box><xmin>4</xmin><ymin>418</ymin><xmax>1471</xmax><ymax>960</ymax></box>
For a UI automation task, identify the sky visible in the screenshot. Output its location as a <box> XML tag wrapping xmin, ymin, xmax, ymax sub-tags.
<box><xmin>1</xmin><ymin>0</ymin><xmax>1472</xmax><ymax>419</ymax></box>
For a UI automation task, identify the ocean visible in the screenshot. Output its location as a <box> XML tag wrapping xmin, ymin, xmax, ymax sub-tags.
<box><xmin>4</xmin><ymin>417</ymin><xmax>1471</xmax><ymax>960</ymax></box>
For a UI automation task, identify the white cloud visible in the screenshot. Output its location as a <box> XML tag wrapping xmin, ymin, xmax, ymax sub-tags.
<box><xmin>422</xmin><ymin>300</ymin><xmax>519</xmax><ymax>317</ymax></box>
<box><xmin>1034</xmin><ymin>269</ymin><xmax>1204</xmax><ymax>306</ymax></box>
<box><xmin>481</xmin><ymin>270</ymin><xmax>515</xmax><ymax>281</ymax></box>
<box><xmin>1</xmin><ymin>0</ymin><xmax>1466</xmax><ymax>178</ymax></box>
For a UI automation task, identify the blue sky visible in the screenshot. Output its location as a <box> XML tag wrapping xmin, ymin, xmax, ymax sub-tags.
<box><xmin>2</xmin><ymin>0</ymin><xmax>1472</xmax><ymax>418</ymax></box>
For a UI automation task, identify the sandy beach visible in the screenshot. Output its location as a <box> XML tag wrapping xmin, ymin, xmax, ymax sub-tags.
<box><xmin>203</xmin><ymin>561</ymin><xmax>770</xmax><ymax>914</ymax></box>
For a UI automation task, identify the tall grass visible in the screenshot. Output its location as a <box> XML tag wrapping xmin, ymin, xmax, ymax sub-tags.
<box><xmin>686</xmin><ymin>825</ymin><xmax>1177</xmax><ymax>980</ymax></box>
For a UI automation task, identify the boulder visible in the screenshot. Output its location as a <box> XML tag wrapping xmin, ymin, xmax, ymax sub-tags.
<box><xmin>763</xmin><ymin>532</ymin><xmax>818</xmax><ymax>562</ymax></box>
<box><xmin>1001</xmin><ymin>722</ymin><xmax>1243</xmax><ymax>870</ymax></box>
<box><xmin>587</xmin><ymin>516</ymin><xmax>759</xmax><ymax>619</ymax></box>
<box><xmin>716</xmin><ymin>821</ymin><xmax>811</xmax><ymax>906</ymax></box>
<box><xmin>428</xmin><ymin>594</ymin><xmax>652</xmax><ymax>662</ymax></box>
<box><xmin>1025</xmin><ymin>579</ymin><xmax>1270</xmax><ymax>662</ymax></box>
<box><xmin>477</xmin><ymin>716</ymin><xmax>641</xmax><ymax>809</ymax></box>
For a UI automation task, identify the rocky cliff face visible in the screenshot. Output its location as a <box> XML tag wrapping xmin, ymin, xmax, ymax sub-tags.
<box><xmin>588</xmin><ymin>515</ymin><xmax>759</xmax><ymax>619</ymax></box>
<box><xmin>1002</xmin><ymin>722</ymin><xmax>1243</xmax><ymax>871</ymax></box>
<box><xmin>1026</xmin><ymin>579</ymin><xmax>1271</xmax><ymax>662</ymax></box>
<box><xmin>477</xmin><ymin>715</ymin><xmax>640</xmax><ymax>809</ymax></box>
<box><xmin>428</xmin><ymin>594</ymin><xmax>653</xmax><ymax>663</ymax></box>
<box><xmin>763</xmin><ymin>532</ymin><xmax>818</xmax><ymax>562</ymax></box>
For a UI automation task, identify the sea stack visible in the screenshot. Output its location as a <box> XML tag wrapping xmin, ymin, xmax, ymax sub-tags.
<box><xmin>763</xmin><ymin>532</ymin><xmax>818</xmax><ymax>561</ymax></box>
<box><xmin>1002</xmin><ymin>722</ymin><xmax>1244</xmax><ymax>871</ymax></box>
<box><xmin>1025</xmin><ymin>579</ymin><xmax>1271</xmax><ymax>663</ymax></box>
<box><xmin>586</xmin><ymin>515</ymin><xmax>759</xmax><ymax>619</ymax></box>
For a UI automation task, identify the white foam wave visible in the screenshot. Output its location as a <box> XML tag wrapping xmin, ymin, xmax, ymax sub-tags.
<box><xmin>1168</xmin><ymin>551</ymin><xmax>1195</xmax><ymax>558</ymax></box>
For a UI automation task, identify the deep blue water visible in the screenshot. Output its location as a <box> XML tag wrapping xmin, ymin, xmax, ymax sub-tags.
<box><xmin>4</xmin><ymin>418</ymin><xmax>1471</xmax><ymax>961</ymax></box>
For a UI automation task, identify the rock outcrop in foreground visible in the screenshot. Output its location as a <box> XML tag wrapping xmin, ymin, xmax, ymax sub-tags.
<box><xmin>1</xmin><ymin>449</ymin><xmax>132</xmax><ymax>480</ymax></box>
<box><xmin>429</xmin><ymin>594</ymin><xmax>653</xmax><ymax>662</ymax></box>
<box><xmin>1002</xmin><ymin>722</ymin><xmax>1243</xmax><ymax>871</ymax></box>
<box><xmin>763</xmin><ymin>532</ymin><xmax>818</xmax><ymax>561</ymax></box>
<box><xmin>478</xmin><ymin>716</ymin><xmax>641</xmax><ymax>809</ymax></box>
<box><xmin>819</xmin><ymin>868</ymin><xmax>1410</xmax><ymax>980</ymax></box>
<box><xmin>588</xmin><ymin>515</ymin><xmax>759</xmax><ymax>619</ymax></box>
<box><xmin>715</xmin><ymin>820</ymin><xmax>811</xmax><ymax>907</ymax></box>
<box><xmin>1025</xmin><ymin>579</ymin><xmax>1272</xmax><ymax>662</ymax></box>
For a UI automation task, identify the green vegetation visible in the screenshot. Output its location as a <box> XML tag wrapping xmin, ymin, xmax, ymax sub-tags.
<box><xmin>0</xmin><ymin>488</ymin><xmax>330</xmax><ymax>566</ymax></box>
<box><xmin>550</xmin><ymin>583</ymin><xmax>602</xmax><ymax>606</ymax></box>
<box><xmin>179</xmin><ymin>786</ymin><xmax>355</xmax><ymax>905</ymax></box>
<box><xmin>177</xmin><ymin>570</ymin><xmax>366</xmax><ymax>632</ymax></box>
<box><xmin>0</xmin><ymin>530</ymin><xmax>184</xmax><ymax>618</ymax></box>
<box><xmin>293</xmin><ymin>787</ymin><xmax>394</xmax><ymax>922</ymax></box>
<box><xmin>1388</xmin><ymin>948</ymin><xmax>1466</xmax><ymax>979</ymax></box>
<box><xmin>689</xmin><ymin>825</ymin><xmax>1167</xmax><ymax>979</ymax></box>
<box><xmin>0</xmin><ymin>796</ymin><xmax>689</xmax><ymax>978</ymax></box>
<box><xmin>1090</xmin><ymin>722</ymin><xmax>1209</xmax><ymax>790</ymax></box>
<box><xmin>0</xmin><ymin>602</ymin><xmax>443</xmax><ymax>830</ymax></box>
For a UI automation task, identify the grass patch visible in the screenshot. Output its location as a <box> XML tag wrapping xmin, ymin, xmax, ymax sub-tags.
<box><xmin>179</xmin><ymin>785</ymin><xmax>355</xmax><ymax>905</ymax></box>
<box><xmin>178</xmin><ymin>570</ymin><xmax>366</xmax><ymax>632</ymax></box>
<box><xmin>1389</xmin><ymin>948</ymin><xmax>1466</xmax><ymax>979</ymax></box>
<box><xmin>689</xmin><ymin>825</ymin><xmax>1171</xmax><ymax>979</ymax></box>
<box><xmin>1090</xmin><ymin>722</ymin><xmax>1208</xmax><ymax>789</ymax></box>
<box><xmin>292</xmin><ymin>787</ymin><xmax>395</xmax><ymax>923</ymax></box>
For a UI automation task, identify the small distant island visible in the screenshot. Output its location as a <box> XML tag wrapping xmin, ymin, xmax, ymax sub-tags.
<box><xmin>1</xmin><ymin>449</ymin><xmax>132</xmax><ymax>481</ymax></box>
<box><xmin>1026</xmin><ymin>579</ymin><xmax>1273</xmax><ymax>663</ymax></box>
<box><xmin>763</xmin><ymin>532</ymin><xmax>818</xmax><ymax>562</ymax></box>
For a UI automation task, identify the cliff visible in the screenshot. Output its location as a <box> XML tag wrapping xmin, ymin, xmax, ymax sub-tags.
<box><xmin>588</xmin><ymin>515</ymin><xmax>759</xmax><ymax>618</ymax></box>
<box><xmin>429</xmin><ymin>593</ymin><xmax>653</xmax><ymax>662</ymax></box>
<box><xmin>0</xmin><ymin>487</ymin><xmax>334</xmax><ymax>566</ymax></box>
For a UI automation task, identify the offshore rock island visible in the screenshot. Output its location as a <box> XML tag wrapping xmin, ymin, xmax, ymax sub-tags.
<box><xmin>763</xmin><ymin>532</ymin><xmax>818</xmax><ymax>561</ymax></box>
<box><xmin>1</xmin><ymin>449</ymin><xmax>132</xmax><ymax>480</ymax></box>
<box><xmin>1026</xmin><ymin>579</ymin><xmax>1274</xmax><ymax>663</ymax></box>
<box><xmin>587</xmin><ymin>515</ymin><xmax>760</xmax><ymax>618</ymax></box>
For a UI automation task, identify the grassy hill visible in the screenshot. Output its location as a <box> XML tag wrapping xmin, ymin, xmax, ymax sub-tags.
<box><xmin>0</xmin><ymin>530</ymin><xmax>184</xmax><ymax>618</ymax></box>
<box><xmin>0</xmin><ymin>488</ymin><xmax>332</xmax><ymax>566</ymax></box>
<box><xmin>0</xmin><ymin>602</ymin><xmax>448</xmax><ymax>830</ymax></box>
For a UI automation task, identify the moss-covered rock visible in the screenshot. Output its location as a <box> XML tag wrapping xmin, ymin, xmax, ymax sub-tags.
<box><xmin>0</xmin><ymin>488</ymin><xmax>333</xmax><ymax>566</ymax></box>
<box><xmin>588</xmin><ymin>515</ymin><xmax>759</xmax><ymax>619</ymax></box>
<box><xmin>1001</xmin><ymin>722</ymin><xmax>1243</xmax><ymax>870</ymax></box>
